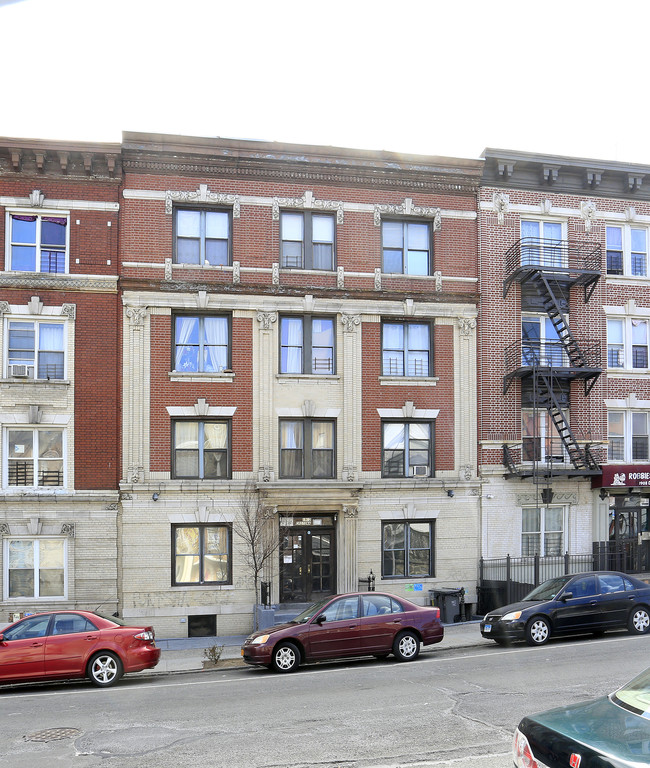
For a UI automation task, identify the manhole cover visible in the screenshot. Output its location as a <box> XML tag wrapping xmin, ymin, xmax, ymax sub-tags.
<box><xmin>25</xmin><ymin>728</ymin><xmax>81</xmax><ymax>742</ymax></box>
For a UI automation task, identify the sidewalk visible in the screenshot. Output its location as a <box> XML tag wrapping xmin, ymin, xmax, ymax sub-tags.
<box><xmin>151</xmin><ymin>621</ymin><xmax>489</xmax><ymax>675</ymax></box>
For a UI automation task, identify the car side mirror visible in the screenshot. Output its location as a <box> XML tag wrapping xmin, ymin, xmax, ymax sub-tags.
<box><xmin>315</xmin><ymin>614</ymin><xmax>326</xmax><ymax>625</ymax></box>
<box><xmin>560</xmin><ymin>592</ymin><xmax>573</xmax><ymax>602</ymax></box>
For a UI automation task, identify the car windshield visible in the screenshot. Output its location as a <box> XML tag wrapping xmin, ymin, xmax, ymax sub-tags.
<box><xmin>522</xmin><ymin>575</ymin><xmax>572</xmax><ymax>601</ymax></box>
<box><xmin>290</xmin><ymin>597</ymin><xmax>335</xmax><ymax>625</ymax></box>
<box><xmin>612</xmin><ymin>667</ymin><xmax>650</xmax><ymax>717</ymax></box>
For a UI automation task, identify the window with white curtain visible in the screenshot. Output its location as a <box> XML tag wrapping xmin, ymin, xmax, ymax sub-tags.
<box><xmin>382</xmin><ymin>422</ymin><xmax>432</xmax><ymax>477</ymax></box>
<box><xmin>6</xmin><ymin>319</ymin><xmax>65</xmax><ymax>379</ymax></box>
<box><xmin>607</xmin><ymin>225</ymin><xmax>648</xmax><ymax>276</ymax></box>
<box><xmin>520</xmin><ymin>220</ymin><xmax>564</xmax><ymax>267</ymax></box>
<box><xmin>279</xmin><ymin>316</ymin><xmax>335</xmax><ymax>374</ymax></box>
<box><xmin>382</xmin><ymin>220</ymin><xmax>431</xmax><ymax>275</ymax></box>
<box><xmin>279</xmin><ymin>419</ymin><xmax>335</xmax><ymax>478</ymax></box>
<box><xmin>608</xmin><ymin>410</ymin><xmax>649</xmax><ymax>461</ymax></box>
<box><xmin>172</xmin><ymin>420</ymin><xmax>230</xmax><ymax>479</ymax></box>
<box><xmin>607</xmin><ymin>318</ymin><xmax>648</xmax><ymax>370</ymax></box>
<box><xmin>174</xmin><ymin>209</ymin><xmax>231</xmax><ymax>265</ymax></box>
<box><xmin>382</xmin><ymin>321</ymin><xmax>432</xmax><ymax>377</ymax></box>
<box><xmin>522</xmin><ymin>507</ymin><xmax>563</xmax><ymax>556</ymax></box>
<box><xmin>174</xmin><ymin>315</ymin><xmax>230</xmax><ymax>373</ymax></box>
<box><xmin>172</xmin><ymin>524</ymin><xmax>231</xmax><ymax>585</ymax></box>
<box><xmin>280</xmin><ymin>212</ymin><xmax>335</xmax><ymax>270</ymax></box>
<box><xmin>7</xmin><ymin>212</ymin><xmax>68</xmax><ymax>273</ymax></box>
<box><xmin>5</xmin><ymin>538</ymin><xmax>66</xmax><ymax>599</ymax></box>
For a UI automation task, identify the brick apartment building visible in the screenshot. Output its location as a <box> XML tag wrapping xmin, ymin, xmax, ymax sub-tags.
<box><xmin>0</xmin><ymin>138</ymin><xmax>121</xmax><ymax>620</ymax></box>
<box><xmin>117</xmin><ymin>133</ymin><xmax>483</xmax><ymax>636</ymax></box>
<box><xmin>479</xmin><ymin>149</ymin><xmax>650</xmax><ymax>583</ymax></box>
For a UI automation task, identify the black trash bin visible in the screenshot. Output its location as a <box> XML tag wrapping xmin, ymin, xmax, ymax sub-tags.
<box><xmin>429</xmin><ymin>587</ymin><xmax>464</xmax><ymax>623</ymax></box>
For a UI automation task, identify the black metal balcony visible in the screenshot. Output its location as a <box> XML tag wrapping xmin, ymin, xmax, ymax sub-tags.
<box><xmin>503</xmin><ymin>340</ymin><xmax>602</xmax><ymax>394</ymax></box>
<box><xmin>504</xmin><ymin>237</ymin><xmax>601</xmax><ymax>301</ymax></box>
<box><xmin>503</xmin><ymin>441</ymin><xmax>600</xmax><ymax>479</ymax></box>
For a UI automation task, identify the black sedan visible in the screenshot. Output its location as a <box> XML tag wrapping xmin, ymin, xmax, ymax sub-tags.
<box><xmin>514</xmin><ymin>666</ymin><xmax>650</xmax><ymax>767</ymax></box>
<box><xmin>481</xmin><ymin>571</ymin><xmax>650</xmax><ymax>646</ymax></box>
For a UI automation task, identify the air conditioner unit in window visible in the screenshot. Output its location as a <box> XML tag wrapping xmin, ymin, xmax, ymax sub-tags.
<box><xmin>412</xmin><ymin>465</ymin><xmax>429</xmax><ymax>477</ymax></box>
<box><xmin>9</xmin><ymin>364</ymin><xmax>34</xmax><ymax>378</ymax></box>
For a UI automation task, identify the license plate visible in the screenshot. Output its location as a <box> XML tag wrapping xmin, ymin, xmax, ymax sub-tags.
<box><xmin>484</xmin><ymin>624</ymin><xmax>492</xmax><ymax>632</ymax></box>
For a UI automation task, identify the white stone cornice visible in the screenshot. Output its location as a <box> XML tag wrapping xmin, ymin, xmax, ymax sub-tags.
<box><xmin>0</xmin><ymin>273</ymin><xmax>118</xmax><ymax>293</ymax></box>
<box><xmin>1</xmin><ymin>196</ymin><xmax>118</xmax><ymax>212</ymax></box>
<box><xmin>377</xmin><ymin>406</ymin><xmax>440</xmax><ymax>419</ymax></box>
<box><xmin>166</xmin><ymin>404</ymin><xmax>237</xmax><ymax>417</ymax></box>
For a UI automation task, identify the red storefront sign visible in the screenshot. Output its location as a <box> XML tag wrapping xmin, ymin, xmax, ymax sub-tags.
<box><xmin>592</xmin><ymin>465</ymin><xmax>650</xmax><ymax>489</ymax></box>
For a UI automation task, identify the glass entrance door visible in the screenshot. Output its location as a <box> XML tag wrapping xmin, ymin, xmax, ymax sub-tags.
<box><xmin>280</xmin><ymin>527</ymin><xmax>335</xmax><ymax>602</ymax></box>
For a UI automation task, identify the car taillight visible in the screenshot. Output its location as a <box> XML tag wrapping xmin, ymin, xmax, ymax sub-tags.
<box><xmin>431</xmin><ymin>607</ymin><xmax>440</xmax><ymax>619</ymax></box>
<box><xmin>134</xmin><ymin>630</ymin><xmax>154</xmax><ymax>641</ymax></box>
<box><xmin>513</xmin><ymin>728</ymin><xmax>541</xmax><ymax>768</ymax></box>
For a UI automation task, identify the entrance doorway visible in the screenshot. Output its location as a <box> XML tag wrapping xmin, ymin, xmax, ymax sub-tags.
<box><xmin>279</xmin><ymin>515</ymin><xmax>336</xmax><ymax>602</ymax></box>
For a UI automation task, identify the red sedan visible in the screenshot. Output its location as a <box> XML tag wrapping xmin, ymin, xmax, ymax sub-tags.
<box><xmin>0</xmin><ymin>610</ymin><xmax>160</xmax><ymax>687</ymax></box>
<box><xmin>242</xmin><ymin>591</ymin><xmax>444</xmax><ymax>672</ymax></box>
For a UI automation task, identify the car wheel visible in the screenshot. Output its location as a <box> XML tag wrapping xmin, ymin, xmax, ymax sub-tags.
<box><xmin>525</xmin><ymin>616</ymin><xmax>551</xmax><ymax>646</ymax></box>
<box><xmin>272</xmin><ymin>642</ymin><xmax>300</xmax><ymax>673</ymax></box>
<box><xmin>88</xmin><ymin>651</ymin><xmax>123</xmax><ymax>687</ymax></box>
<box><xmin>393</xmin><ymin>631</ymin><xmax>420</xmax><ymax>662</ymax></box>
<box><xmin>628</xmin><ymin>606</ymin><xmax>650</xmax><ymax>635</ymax></box>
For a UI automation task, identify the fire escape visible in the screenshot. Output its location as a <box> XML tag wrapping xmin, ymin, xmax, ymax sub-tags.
<box><xmin>502</xmin><ymin>237</ymin><xmax>602</xmax><ymax>479</ymax></box>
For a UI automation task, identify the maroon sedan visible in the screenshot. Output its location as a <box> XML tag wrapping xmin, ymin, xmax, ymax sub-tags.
<box><xmin>242</xmin><ymin>591</ymin><xmax>444</xmax><ymax>672</ymax></box>
<box><xmin>0</xmin><ymin>610</ymin><xmax>161</xmax><ymax>687</ymax></box>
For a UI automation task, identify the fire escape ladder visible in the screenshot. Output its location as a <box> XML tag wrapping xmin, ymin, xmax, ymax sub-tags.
<box><xmin>536</xmin><ymin>372</ymin><xmax>590</xmax><ymax>470</ymax></box>
<box><xmin>531</xmin><ymin>271</ymin><xmax>585</xmax><ymax>367</ymax></box>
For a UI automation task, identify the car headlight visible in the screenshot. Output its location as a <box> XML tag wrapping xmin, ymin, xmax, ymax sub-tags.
<box><xmin>250</xmin><ymin>634</ymin><xmax>270</xmax><ymax>645</ymax></box>
<box><xmin>502</xmin><ymin>611</ymin><xmax>522</xmax><ymax>621</ymax></box>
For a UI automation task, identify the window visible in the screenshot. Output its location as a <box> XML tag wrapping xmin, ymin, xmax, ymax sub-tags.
<box><xmin>280</xmin><ymin>212</ymin><xmax>335</xmax><ymax>270</ymax></box>
<box><xmin>382</xmin><ymin>422</ymin><xmax>432</xmax><ymax>477</ymax></box>
<box><xmin>6</xmin><ymin>428</ymin><xmax>64</xmax><ymax>487</ymax></box>
<box><xmin>382</xmin><ymin>220</ymin><xmax>431</xmax><ymax>275</ymax></box>
<box><xmin>52</xmin><ymin>613</ymin><xmax>98</xmax><ymax>634</ymax></box>
<box><xmin>173</xmin><ymin>315</ymin><xmax>230</xmax><ymax>373</ymax></box>
<box><xmin>382</xmin><ymin>521</ymin><xmax>434</xmax><ymax>578</ymax></box>
<box><xmin>7</xmin><ymin>319</ymin><xmax>65</xmax><ymax>379</ymax></box>
<box><xmin>5</xmin><ymin>538</ymin><xmax>66</xmax><ymax>598</ymax></box>
<box><xmin>608</xmin><ymin>411</ymin><xmax>649</xmax><ymax>461</ymax></box>
<box><xmin>522</xmin><ymin>315</ymin><xmax>566</xmax><ymax>367</ymax></box>
<box><xmin>279</xmin><ymin>419</ymin><xmax>335</xmax><ymax>478</ymax></box>
<box><xmin>522</xmin><ymin>411</ymin><xmax>566</xmax><ymax>463</ymax></box>
<box><xmin>522</xmin><ymin>507</ymin><xmax>563</xmax><ymax>556</ymax></box>
<box><xmin>279</xmin><ymin>316</ymin><xmax>335</xmax><ymax>374</ymax></box>
<box><xmin>361</xmin><ymin>593</ymin><xmax>403</xmax><ymax>616</ymax></box>
<box><xmin>607</xmin><ymin>318</ymin><xmax>648</xmax><ymax>369</ymax></box>
<box><xmin>520</xmin><ymin>220</ymin><xmax>564</xmax><ymax>267</ymax></box>
<box><xmin>172</xmin><ymin>420</ymin><xmax>230</xmax><ymax>479</ymax></box>
<box><xmin>382</xmin><ymin>321</ymin><xmax>432</xmax><ymax>377</ymax></box>
<box><xmin>172</xmin><ymin>524</ymin><xmax>231</xmax><ymax>585</ymax></box>
<box><xmin>607</xmin><ymin>225</ymin><xmax>648</xmax><ymax>277</ymax></box>
<box><xmin>7</xmin><ymin>213</ymin><xmax>68</xmax><ymax>273</ymax></box>
<box><xmin>174</xmin><ymin>208</ymin><xmax>230</xmax><ymax>265</ymax></box>
<box><xmin>319</xmin><ymin>595</ymin><xmax>360</xmax><ymax>621</ymax></box>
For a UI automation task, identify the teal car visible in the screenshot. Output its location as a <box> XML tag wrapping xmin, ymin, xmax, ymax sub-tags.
<box><xmin>514</xmin><ymin>666</ymin><xmax>650</xmax><ymax>767</ymax></box>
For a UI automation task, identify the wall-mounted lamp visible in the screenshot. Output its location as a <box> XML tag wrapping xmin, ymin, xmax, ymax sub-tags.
<box><xmin>447</xmin><ymin>489</ymin><xmax>454</xmax><ymax>498</ymax></box>
<box><xmin>599</xmin><ymin>488</ymin><xmax>608</xmax><ymax>501</ymax></box>
<box><xmin>152</xmin><ymin>493</ymin><xmax>159</xmax><ymax>502</ymax></box>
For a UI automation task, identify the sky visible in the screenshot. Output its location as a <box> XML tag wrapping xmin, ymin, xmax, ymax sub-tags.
<box><xmin>2</xmin><ymin>0</ymin><xmax>650</xmax><ymax>166</ymax></box>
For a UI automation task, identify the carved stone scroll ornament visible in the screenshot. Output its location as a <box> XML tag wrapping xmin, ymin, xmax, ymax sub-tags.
<box><xmin>126</xmin><ymin>466</ymin><xmax>143</xmax><ymax>484</ymax></box>
<box><xmin>373</xmin><ymin>199</ymin><xmax>442</xmax><ymax>231</ymax></box>
<box><xmin>29</xmin><ymin>190</ymin><xmax>45</xmax><ymax>207</ymax></box>
<box><xmin>164</xmin><ymin>258</ymin><xmax>173</xmax><ymax>281</ymax></box>
<box><xmin>256</xmin><ymin>311</ymin><xmax>277</xmax><ymax>330</ymax></box>
<box><xmin>343</xmin><ymin>505</ymin><xmax>359</xmax><ymax>518</ymax></box>
<box><xmin>0</xmin><ymin>301</ymin><xmax>10</xmax><ymax>315</ymax></box>
<box><xmin>165</xmin><ymin>186</ymin><xmax>241</xmax><ymax>217</ymax></box>
<box><xmin>272</xmin><ymin>191</ymin><xmax>344</xmax><ymax>223</ymax></box>
<box><xmin>0</xmin><ymin>523</ymin><xmax>9</xmax><ymax>535</ymax></box>
<box><xmin>341</xmin><ymin>314</ymin><xmax>360</xmax><ymax>333</ymax></box>
<box><xmin>434</xmin><ymin>271</ymin><xmax>443</xmax><ymax>292</ymax></box>
<box><xmin>492</xmin><ymin>192</ymin><xmax>510</xmax><ymax>225</ymax></box>
<box><xmin>343</xmin><ymin>465</ymin><xmax>356</xmax><ymax>482</ymax></box>
<box><xmin>61</xmin><ymin>304</ymin><xmax>76</xmax><ymax>319</ymax></box>
<box><xmin>61</xmin><ymin>523</ymin><xmax>75</xmax><ymax>538</ymax></box>
<box><xmin>458</xmin><ymin>317</ymin><xmax>477</xmax><ymax>337</ymax></box>
<box><xmin>580</xmin><ymin>200</ymin><xmax>597</xmax><ymax>233</ymax></box>
<box><xmin>126</xmin><ymin>306</ymin><xmax>147</xmax><ymax>327</ymax></box>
